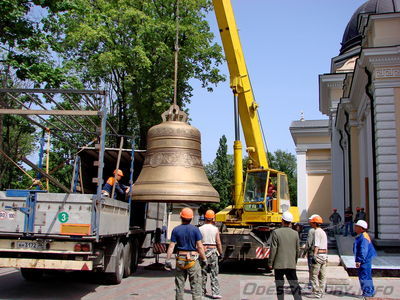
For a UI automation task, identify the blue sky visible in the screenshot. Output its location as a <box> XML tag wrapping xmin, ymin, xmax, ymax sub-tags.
<box><xmin>188</xmin><ymin>0</ymin><xmax>366</xmax><ymax>164</ymax></box>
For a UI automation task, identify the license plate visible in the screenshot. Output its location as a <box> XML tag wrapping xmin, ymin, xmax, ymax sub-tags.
<box><xmin>16</xmin><ymin>241</ymin><xmax>45</xmax><ymax>250</ymax></box>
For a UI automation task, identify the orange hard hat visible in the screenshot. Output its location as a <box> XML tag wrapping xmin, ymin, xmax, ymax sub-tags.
<box><xmin>204</xmin><ymin>210</ymin><xmax>215</xmax><ymax>220</ymax></box>
<box><xmin>310</xmin><ymin>215</ymin><xmax>323</xmax><ymax>224</ymax></box>
<box><xmin>180</xmin><ymin>208</ymin><xmax>194</xmax><ymax>219</ymax></box>
<box><xmin>113</xmin><ymin>169</ymin><xmax>124</xmax><ymax>176</ymax></box>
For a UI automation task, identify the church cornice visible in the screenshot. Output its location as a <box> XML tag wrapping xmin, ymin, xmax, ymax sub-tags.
<box><xmin>360</xmin><ymin>46</ymin><xmax>400</xmax><ymax>69</ymax></box>
<box><xmin>319</xmin><ymin>73</ymin><xmax>346</xmax><ymax>116</ymax></box>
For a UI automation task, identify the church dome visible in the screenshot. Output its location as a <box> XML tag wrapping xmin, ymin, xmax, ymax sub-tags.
<box><xmin>340</xmin><ymin>0</ymin><xmax>400</xmax><ymax>54</ymax></box>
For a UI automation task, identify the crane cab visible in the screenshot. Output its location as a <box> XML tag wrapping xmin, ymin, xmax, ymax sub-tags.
<box><xmin>215</xmin><ymin>168</ymin><xmax>299</xmax><ymax>225</ymax></box>
<box><xmin>243</xmin><ymin>169</ymin><xmax>289</xmax><ymax>213</ymax></box>
<box><xmin>240</xmin><ymin>169</ymin><xmax>296</xmax><ymax>224</ymax></box>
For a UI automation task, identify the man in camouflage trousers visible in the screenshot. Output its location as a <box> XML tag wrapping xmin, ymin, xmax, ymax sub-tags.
<box><xmin>165</xmin><ymin>208</ymin><xmax>207</xmax><ymax>300</ymax></box>
<box><xmin>199</xmin><ymin>210</ymin><xmax>223</xmax><ymax>299</ymax></box>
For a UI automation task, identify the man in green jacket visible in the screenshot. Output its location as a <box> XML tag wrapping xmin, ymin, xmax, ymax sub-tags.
<box><xmin>268</xmin><ymin>211</ymin><xmax>302</xmax><ymax>300</ymax></box>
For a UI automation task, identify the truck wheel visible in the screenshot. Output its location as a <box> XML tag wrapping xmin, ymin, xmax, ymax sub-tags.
<box><xmin>123</xmin><ymin>241</ymin><xmax>132</xmax><ymax>278</ymax></box>
<box><xmin>131</xmin><ymin>238</ymin><xmax>139</xmax><ymax>273</ymax></box>
<box><xmin>107</xmin><ymin>242</ymin><xmax>124</xmax><ymax>284</ymax></box>
<box><xmin>20</xmin><ymin>268</ymin><xmax>44</xmax><ymax>281</ymax></box>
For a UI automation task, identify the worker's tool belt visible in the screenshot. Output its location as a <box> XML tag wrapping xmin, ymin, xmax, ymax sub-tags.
<box><xmin>204</xmin><ymin>247</ymin><xmax>218</xmax><ymax>258</ymax></box>
<box><xmin>176</xmin><ymin>252</ymin><xmax>198</xmax><ymax>270</ymax></box>
<box><xmin>317</xmin><ymin>249</ymin><xmax>327</xmax><ymax>254</ymax></box>
<box><xmin>315</xmin><ymin>255</ymin><xmax>328</xmax><ymax>264</ymax></box>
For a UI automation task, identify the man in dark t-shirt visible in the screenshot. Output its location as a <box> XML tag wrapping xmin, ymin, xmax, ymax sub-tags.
<box><xmin>344</xmin><ymin>207</ymin><xmax>354</xmax><ymax>236</ymax></box>
<box><xmin>359</xmin><ymin>208</ymin><xmax>367</xmax><ymax>221</ymax></box>
<box><xmin>166</xmin><ymin>208</ymin><xmax>207</xmax><ymax>300</ymax></box>
<box><xmin>329</xmin><ymin>209</ymin><xmax>342</xmax><ymax>234</ymax></box>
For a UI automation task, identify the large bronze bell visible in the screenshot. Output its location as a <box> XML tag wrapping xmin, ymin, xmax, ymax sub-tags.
<box><xmin>131</xmin><ymin>104</ymin><xmax>220</xmax><ymax>203</ymax></box>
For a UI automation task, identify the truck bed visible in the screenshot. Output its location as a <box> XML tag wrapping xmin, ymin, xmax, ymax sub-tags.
<box><xmin>0</xmin><ymin>191</ymin><xmax>129</xmax><ymax>237</ymax></box>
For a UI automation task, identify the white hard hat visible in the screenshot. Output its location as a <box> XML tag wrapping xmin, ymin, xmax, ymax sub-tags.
<box><xmin>355</xmin><ymin>220</ymin><xmax>368</xmax><ymax>229</ymax></box>
<box><xmin>308</xmin><ymin>214</ymin><xmax>320</xmax><ymax>220</ymax></box>
<box><xmin>282</xmin><ymin>211</ymin><xmax>293</xmax><ymax>222</ymax></box>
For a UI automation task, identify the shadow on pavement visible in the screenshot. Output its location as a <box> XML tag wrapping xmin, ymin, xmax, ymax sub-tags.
<box><xmin>219</xmin><ymin>260</ymin><xmax>272</xmax><ymax>275</ymax></box>
<box><xmin>133</xmin><ymin>265</ymin><xmax>175</xmax><ymax>278</ymax></box>
<box><xmin>0</xmin><ymin>269</ymin><xmax>100</xmax><ymax>299</ymax></box>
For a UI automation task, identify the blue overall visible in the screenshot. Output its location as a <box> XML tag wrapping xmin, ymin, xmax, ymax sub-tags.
<box><xmin>353</xmin><ymin>232</ymin><xmax>377</xmax><ymax>297</ymax></box>
<box><xmin>102</xmin><ymin>177</ymin><xmax>128</xmax><ymax>199</ymax></box>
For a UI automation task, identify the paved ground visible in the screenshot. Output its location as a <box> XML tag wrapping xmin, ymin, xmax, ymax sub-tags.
<box><xmin>0</xmin><ymin>256</ymin><xmax>399</xmax><ymax>299</ymax></box>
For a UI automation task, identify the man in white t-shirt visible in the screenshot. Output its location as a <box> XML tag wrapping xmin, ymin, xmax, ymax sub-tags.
<box><xmin>199</xmin><ymin>210</ymin><xmax>223</xmax><ymax>299</ymax></box>
<box><xmin>309</xmin><ymin>215</ymin><xmax>328</xmax><ymax>299</ymax></box>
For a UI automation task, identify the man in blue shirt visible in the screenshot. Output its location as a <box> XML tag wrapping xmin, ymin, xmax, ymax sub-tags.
<box><xmin>353</xmin><ymin>220</ymin><xmax>377</xmax><ymax>297</ymax></box>
<box><xmin>165</xmin><ymin>208</ymin><xmax>207</xmax><ymax>300</ymax></box>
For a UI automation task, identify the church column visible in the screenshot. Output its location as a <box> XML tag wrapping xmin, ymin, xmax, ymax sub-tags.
<box><xmin>296</xmin><ymin>148</ymin><xmax>307</xmax><ymax>221</ymax></box>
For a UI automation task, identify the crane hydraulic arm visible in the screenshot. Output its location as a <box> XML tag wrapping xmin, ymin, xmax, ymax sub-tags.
<box><xmin>212</xmin><ymin>0</ymin><xmax>269</xmax><ymax>170</ymax></box>
<box><xmin>212</xmin><ymin>0</ymin><xmax>269</xmax><ymax>210</ymax></box>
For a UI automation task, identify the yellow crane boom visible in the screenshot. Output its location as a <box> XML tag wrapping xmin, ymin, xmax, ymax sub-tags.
<box><xmin>212</xmin><ymin>0</ymin><xmax>299</xmax><ymax>224</ymax></box>
<box><xmin>212</xmin><ymin>0</ymin><xmax>269</xmax><ymax>170</ymax></box>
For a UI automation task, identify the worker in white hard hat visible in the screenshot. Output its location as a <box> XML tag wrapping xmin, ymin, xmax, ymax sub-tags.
<box><xmin>268</xmin><ymin>211</ymin><xmax>302</xmax><ymax>300</ymax></box>
<box><xmin>354</xmin><ymin>220</ymin><xmax>377</xmax><ymax>297</ymax></box>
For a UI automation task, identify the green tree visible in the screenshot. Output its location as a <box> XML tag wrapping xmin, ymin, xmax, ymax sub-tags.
<box><xmin>43</xmin><ymin>0</ymin><xmax>225</xmax><ymax>148</ymax></box>
<box><xmin>268</xmin><ymin>150</ymin><xmax>297</xmax><ymax>206</ymax></box>
<box><xmin>1</xmin><ymin>0</ymin><xmax>226</xmax><ymax>190</ymax></box>
<box><xmin>1</xmin><ymin>1</ymin><xmax>74</xmax><ymax>190</ymax></box>
<box><xmin>203</xmin><ymin>135</ymin><xmax>233</xmax><ymax>212</ymax></box>
<box><xmin>0</xmin><ymin>114</ymin><xmax>36</xmax><ymax>189</ymax></box>
<box><xmin>1</xmin><ymin>0</ymin><xmax>68</xmax><ymax>86</ymax></box>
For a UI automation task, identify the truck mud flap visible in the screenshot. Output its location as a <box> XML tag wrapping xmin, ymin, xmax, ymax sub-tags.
<box><xmin>0</xmin><ymin>258</ymin><xmax>93</xmax><ymax>271</ymax></box>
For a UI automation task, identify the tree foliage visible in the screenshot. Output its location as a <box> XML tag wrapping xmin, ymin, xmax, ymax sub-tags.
<box><xmin>0</xmin><ymin>114</ymin><xmax>36</xmax><ymax>189</ymax></box>
<box><xmin>268</xmin><ymin>150</ymin><xmax>297</xmax><ymax>206</ymax></box>
<box><xmin>0</xmin><ymin>0</ymin><xmax>226</xmax><ymax>191</ymax></box>
<box><xmin>203</xmin><ymin>135</ymin><xmax>233</xmax><ymax>212</ymax></box>
<box><xmin>43</xmin><ymin>0</ymin><xmax>225</xmax><ymax>148</ymax></box>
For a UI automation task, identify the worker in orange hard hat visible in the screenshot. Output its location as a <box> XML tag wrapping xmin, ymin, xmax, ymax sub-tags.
<box><xmin>199</xmin><ymin>210</ymin><xmax>223</xmax><ymax>298</ymax></box>
<box><xmin>302</xmin><ymin>214</ymin><xmax>319</xmax><ymax>289</ymax></box>
<box><xmin>309</xmin><ymin>215</ymin><xmax>328</xmax><ymax>298</ymax></box>
<box><xmin>101</xmin><ymin>169</ymin><xmax>130</xmax><ymax>200</ymax></box>
<box><xmin>166</xmin><ymin>207</ymin><xmax>207</xmax><ymax>300</ymax></box>
<box><xmin>354</xmin><ymin>206</ymin><xmax>363</xmax><ymax>223</ymax></box>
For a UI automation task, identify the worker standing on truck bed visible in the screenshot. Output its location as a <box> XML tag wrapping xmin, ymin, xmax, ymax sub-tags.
<box><xmin>165</xmin><ymin>208</ymin><xmax>207</xmax><ymax>300</ymax></box>
<box><xmin>268</xmin><ymin>211</ymin><xmax>302</xmax><ymax>300</ymax></box>
<box><xmin>101</xmin><ymin>169</ymin><xmax>130</xmax><ymax>199</ymax></box>
<box><xmin>199</xmin><ymin>209</ymin><xmax>223</xmax><ymax>299</ymax></box>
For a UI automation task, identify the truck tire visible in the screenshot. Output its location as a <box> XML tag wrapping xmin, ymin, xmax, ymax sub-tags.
<box><xmin>130</xmin><ymin>238</ymin><xmax>140</xmax><ymax>273</ymax></box>
<box><xmin>106</xmin><ymin>242</ymin><xmax>124</xmax><ymax>284</ymax></box>
<box><xmin>20</xmin><ymin>268</ymin><xmax>44</xmax><ymax>281</ymax></box>
<box><xmin>123</xmin><ymin>241</ymin><xmax>132</xmax><ymax>278</ymax></box>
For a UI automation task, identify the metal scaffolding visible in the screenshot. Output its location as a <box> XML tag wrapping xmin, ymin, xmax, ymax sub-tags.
<box><xmin>0</xmin><ymin>88</ymin><xmax>128</xmax><ymax>238</ymax></box>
